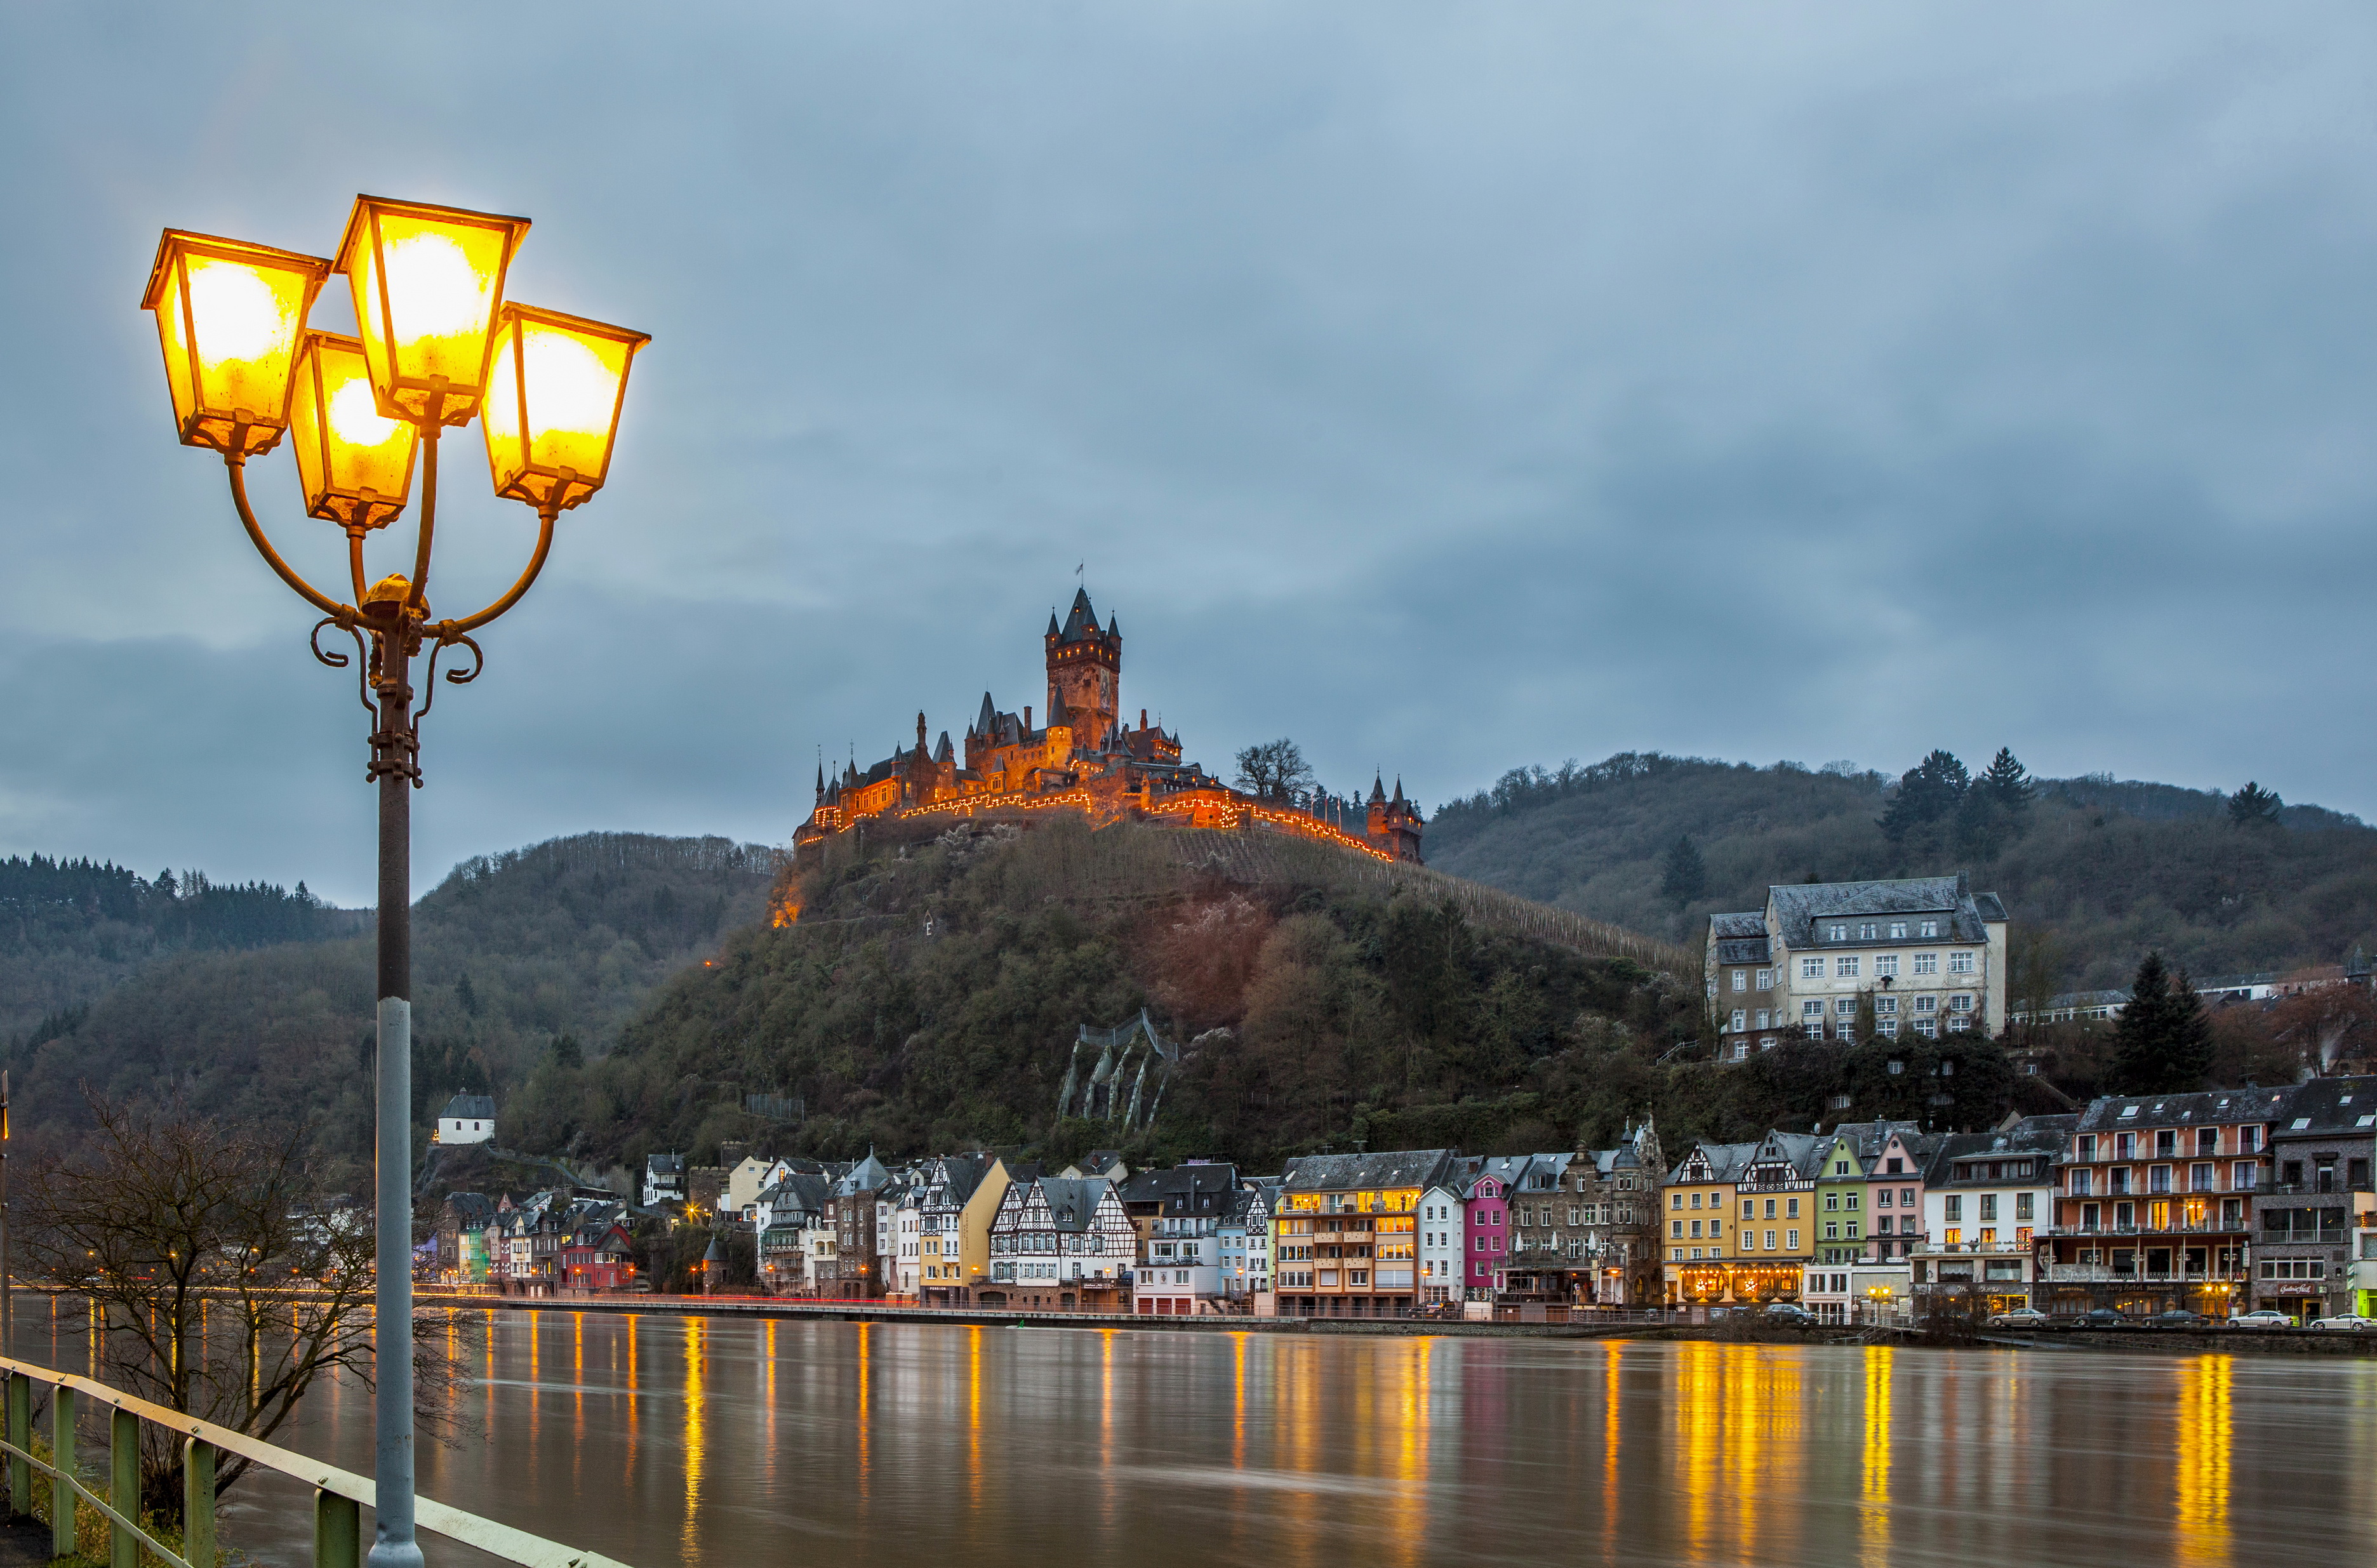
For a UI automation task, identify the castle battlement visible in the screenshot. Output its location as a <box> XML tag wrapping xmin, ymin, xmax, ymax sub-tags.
<box><xmin>794</xmin><ymin>588</ymin><xmax>1423</xmax><ymax>863</ymax></box>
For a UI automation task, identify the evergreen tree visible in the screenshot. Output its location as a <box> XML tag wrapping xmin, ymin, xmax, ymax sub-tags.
<box><xmin>549</xmin><ymin>1032</ymin><xmax>583</xmax><ymax>1070</ymax></box>
<box><xmin>2110</xmin><ymin>951</ymin><xmax>2213</xmax><ymax>1093</ymax></box>
<box><xmin>1980</xmin><ymin>748</ymin><xmax>2035</xmax><ymax>812</ymax></box>
<box><xmin>456</xmin><ymin>970</ymin><xmax>481</xmax><ymax>1016</ymax></box>
<box><xmin>1881</xmin><ymin>749</ymin><xmax>1969</xmax><ymax>845</ymax></box>
<box><xmin>2228</xmin><ymin>781</ymin><xmax>2283</xmax><ymax>827</ymax></box>
<box><xmin>1660</xmin><ymin>834</ymin><xmax>1708</xmax><ymax>903</ymax></box>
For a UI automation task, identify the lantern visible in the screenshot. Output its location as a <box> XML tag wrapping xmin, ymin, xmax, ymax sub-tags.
<box><xmin>333</xmin><ymin>196</ymin><xmax>531</xmax><ymax>427</ymax></box>
<box><xmin>479</xmin><ymin>303</ymin><xmax>649</xmax><ymax>512</ymax></box>
<box><xmin>140</xmin><ymin>230</ymin><xmax>331</xmax><ymax>456</ymax></box>
<box><xmin>288</xmin><ymin>333</ymin><xmax>420</xmax><ymax>530</ymax></box>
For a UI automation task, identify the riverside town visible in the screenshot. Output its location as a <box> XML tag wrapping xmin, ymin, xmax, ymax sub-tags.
<box><xmin>13</xmin><ymin>11</ymin><xmax>2377</xmax><ymax>1564</ymax></box>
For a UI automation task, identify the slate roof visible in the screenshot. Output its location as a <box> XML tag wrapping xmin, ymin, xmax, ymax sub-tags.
<box><xmin>646</xmin><ymin>1152</ymin><xmax>684</xmax><ymax>1178</ymax></box>
<box><xmin>1714</xmin><ymin>936</ymin><xmax>1773</xmax><ymax>965</ymax></box>
<box><xmin>1119</xmin><ymin>1164</ymin><xmax>1240</xmax><ymax>1214</ymax></box>
<box><xmin>1710</xmin><ymin>912</ymin><xmax>1768</xmax><ymax>940</ymax></box>
<box><xmin>2271</xmin><ymin>1076</ymin><xmax>2377</xmax><ymax>1139</ymax></box>
<box><xmin>441</xmin><ymin>1094</ymin><xmax>496</xmax><ymax>1120</ymax></box>
<box><xmin>1766</xmin><ymin>875</ymin><xmax>2001</xmax><ymax>948</ymax></box>
<box><xmin>1035</xmin><ymin>1178</ymin><xmax>1113</xmax><ymax>1232</ymax></box>
<box><xmin>2075</xmin><ymin>1087</ymin><xmax>2299</xmax><ymax>1132</ymax></box>
<box><xmin>834</xmin><ymin>1152</ymin><xmax>892</xmax><ymax>1195</ymax></box>
<box><xmin>1281</xmin><ymin>1149</ymin><xmax>1459</xmax><ymax>1194</ymax></box>
<box><xmin>1922</xmin><ymin>1115</ymin><xmax>2077</xmax><ymax>1183</ymax></box>
<box><xmin>1668</xmin><ymin>1141</ymin><xmax>1760</xmax><ymax>1185</ymax></box>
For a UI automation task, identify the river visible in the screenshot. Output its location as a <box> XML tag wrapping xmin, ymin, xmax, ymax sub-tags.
<box><xmin>20</xmin><ymin>1299</ymin><xmax>2377</xmax><ymax>1565</ymax></box>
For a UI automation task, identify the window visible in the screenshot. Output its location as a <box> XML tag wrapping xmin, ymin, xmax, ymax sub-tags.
<box><xmin>1913</xmin><ymin>953</ymin><xmax>1939</xmax><ymax>976</ymax></box>
<box><xmin>2240</xmin><ymin>1127</ymin><xmax>2261</xmax><ymax>1153</ymax></box>
<box><xmin>1948</xmin><ymin>952</ymin><xmax>1974</xmax><ymax>975</ymax></box>
<box><xmin>2197</xmin><ymin>1129</ymin><xmax>2219</xmax><ymax>1156</ymax></box>
<box><xmin>1836</xmin><ymin>999</ymin><xmax>1857</xmax><ymax>1017</ymax></box>
<box><xmin>1787</xmin><ymin>1198</ymin><xmax>1801</xmax><ymax>1218</ymax></box>
<box><xmin>1801</xmin><ymin>957</ymin><xmax>1825</xmax><ymax>980</ymax></box>
<box><xmin>1837</xmin><ymin>956</ymin><xmax>1861</xmax><ymax>978</ymax></box>
<box><xmin>1858</xmin><ymin>922</ymin><xmax>1877</xmax><ymax>940</ymax></box>
<box><xmin>1919</xmin><ymin>920</ymin><xmax>1939</xmax><ymax>938</ymax></box>
<box><xmin>1671</xmin><ymin>1219</ymin><xmax>1684</xmax><ymax>1239</ymax></box>
<box><xmin>2155</xmin><ymin>1130</ymin><xmax>2177</xmax><ymax>1158</ymax></box>
<box><xmin>1949</xmin><ymin>994</ymin><xmax>1974</xmax><ymax>1014</ymax></box>
<box><xmin>1980</xmin><ymin>1195</ymin><xmax>1997</xmax><ymax>1222</ymax></box>
<box><xmin>1733</xmin><ymin>970</ymin><xmax>1749</xmax><ymax>993</ymax></box>
<box><xmin>1875</xmin><ymin>954</ymin><xmax>1900</xmax><ymax>978</ymax></box>
<box><xmin>1765</xmin><ymin>1199</ymin><xmax>1778</xmax><ymax>1219</ymax></box>
<box><xmin>1825</xmin><ymin>1223</ymin><xmax>1839</xmax><ymax>1240</ymax></box>
<box><xmin>2077</xmin><ymin>1135</ymin><xmax>2096</xmax><ymax>1160</ymax></box>
<box><xmin>1756</xmin><ymin>1009</ymin><xmax>1771</xmax><ymax>1028</ymax></box>
<box><xmin>1803</xmin><ymin>1000</ymin><xmax>1825</xmax><ymax>1022</ymax></box>
<box><xmin>1889</xmin><ymin>922</ymin><xmax>1908</xmax><ymax>940</ymax></box>
<box><xmin>1826</xmin><ymin>1193</ymin><xmax>1841</xmax><ymax>1211</ymax></box>
<box><xmin>1787</xmin><ymin>1230</ymin><xmax>1801</xmax><ymax>1251</ymax></box>
<box><xmin>1709</xmin><ymin>1219</ymin><xmax>1722</xmax><ymax>1237</ymax></box>
<box><xmin>1828</xmin><ymin>924</ymin><xmax>1849</xmax><ymax>941</ymax></box>
<box><xmin>1914</xmin><ymin>995</ymin><xmax>1938</xmax><ymax>1014</ymax></box>
<box><xmin>1756</xmin><ymin>968</ymin><xmax>1774</xmax><ymax>988</ymax></box>
<box><xmin>1914</xmin><ymin>1019</ymin><xmax>1936</xmax><ymax>1038</ymax></box>
<box><xmin>1731</xmin><ymin>1009</ymin><xmax>1747</xmax><ymax>1031</ymax></box>
<box><xmin>2071</xmin><ymin>1169</ymin><xmax>2093</xmax><ymax>1195</ymax></box>
<box><xmin>1672</xmin><ymin>1192</ymin><xmax>1683</xmax><ymax>1209</ymax></box>
<box><xmin>1764</xmin><ymin>1230</ymin><xmax>1777</xmax><ymax>1250</ymax></box>
<box><xmin>1943</xmin><ymin>1228</ymin><xmax>1961</xmax><ymax>1247</ymax></box>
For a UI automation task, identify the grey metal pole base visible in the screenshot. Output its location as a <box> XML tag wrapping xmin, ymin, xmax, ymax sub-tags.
<box><xmin>370</xmin><ymin>993</ymin><xmax>421</xmax><ymax>1568</ymax></box>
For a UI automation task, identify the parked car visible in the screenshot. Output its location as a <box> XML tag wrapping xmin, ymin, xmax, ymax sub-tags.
<box><xmin>2152</xmin><ymin>1309</ymin><xmax>2206</xmax><ymax>1329</ymax></box>
<box><xmin>2310</xmin><ymin>1314</ymin><xmax>2377</xmax><ymax>1331</ymax></box>
<box><xmin>2228</xmin><ymin>1309</ymin><xmax>2293</xmax><ymax>1329</ymax></box>
<box><xmin>2080</xmin><ymin>1307</ymin><xmax>2127</xmax><ymax>1327</ymax></box>
<box><xmin>1761</xmin><ymin>1302</ymin><xmax>1816</xmax><ymax>1325</ymax></box>
<box><xmin>1985</xmin><ymin>1306</ymin><xmax>2051</xmax><ymax>1329</ymax></box>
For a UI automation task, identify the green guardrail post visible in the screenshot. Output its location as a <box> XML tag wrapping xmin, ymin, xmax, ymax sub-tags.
<box><xmin>4</xmin><ymin>1372</ymin><xmax>24</xmax><ymax>1519</ymax></box>
<box><xmin>182</xmin><ymin>1438</ymin><xmax>213</xmax><ymax>1568</ymax></box>
<box><xmin>51</xmin><ymin>1385</ymin><xmax>75</xmax><ymax>1560</ymax></box>
<box><xmin>109</xmin><ymin>1407</ymin><xmax>136</xmax><ymax>1568</ymax></box>
<box><xmin>313</xmin><ymin>1487</ymin><xmax>359</xmax><ymax>1568</ymax></box>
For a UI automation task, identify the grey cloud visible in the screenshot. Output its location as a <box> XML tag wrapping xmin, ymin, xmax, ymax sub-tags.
<box><xmin>4</xmin><ymin>3</ymin><xmax>2376</xmax><ymax>902</ymax></box>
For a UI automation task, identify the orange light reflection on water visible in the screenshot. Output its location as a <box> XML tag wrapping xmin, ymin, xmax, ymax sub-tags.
<box><xmin>1860</xmin><ymin>1345</ymin><xmax>1891</xmax><ymax>1568</ymax></box>
<box><xmin>2177</xmin><ymin>1356</ymin><xmax>2233</xmax><ymax>1567</ymax></box>
<box><xmin>681</xmin><ymin>1318</ymin><xmax>705</xmax><ymax>1561</ymax></box>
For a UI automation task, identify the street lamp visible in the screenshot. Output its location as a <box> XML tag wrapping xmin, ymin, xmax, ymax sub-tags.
<box><xmin>141</xmin><ymin>196</ymin><xmax>645</xmax><ymax>1568</ymax></box>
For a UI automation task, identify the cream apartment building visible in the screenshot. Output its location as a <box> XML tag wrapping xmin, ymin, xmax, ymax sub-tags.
<box><xmin>1707</xmin><ymin>874</ymin><xmax>2009</xmax><ymax>1056</ymax></box>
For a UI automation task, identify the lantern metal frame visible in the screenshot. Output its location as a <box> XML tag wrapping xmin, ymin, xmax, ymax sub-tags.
<box><xmin>481</xmin><ymin>302</ymin><xmax>651</xmax><ymax>513</ymax></box>
<box><xmin>139</xmin><ymin>230</ymin><xmax>333</xmax><ymax>456</ymax></box>
<box><xmin>142</xmin><ymin>194</ymin><xmax>641</xmax><ymax>1568</ymax></box>
<box><xmin>333</xmin><ymin>195</ymin><xmax>533</xmax><ymax>429</ymax></box>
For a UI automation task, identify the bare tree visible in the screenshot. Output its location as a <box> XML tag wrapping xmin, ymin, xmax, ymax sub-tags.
<box><xmin>20</xmin><ymin>1094</ymin><xmax>472</xmax><ymax>1521</ymax></box>
<box><xmin>1234</xmin><ymin>738</ymin><xmax>1315</xmax><ymax>803</ymax></box>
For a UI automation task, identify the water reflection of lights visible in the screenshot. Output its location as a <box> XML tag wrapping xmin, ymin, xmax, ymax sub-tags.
<box><xmin>681</xmin><ymin>1318</ymin><xmax>705</xmax><ymax>1560</ymax></box>
<box><xmin>1860</xmin><ymin>1346</ymin><xmax>1892</xmax><ymax>1568</ymax></box>
<box><xmin>2176</xmin><ymin>1357</ymin><xmax>2233</xmax><ymax>1567</ymax></box>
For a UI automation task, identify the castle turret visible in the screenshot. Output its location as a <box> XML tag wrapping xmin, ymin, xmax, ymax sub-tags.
<box><xmin>1366</xmin><ymin>773</ymin><xmax>1424</xmax><ymax>862</ymax></box>
<box><xmin>1046</xmin><ymin>587</ymin><xmax>1121</xmax><ymax>748</ymax></box>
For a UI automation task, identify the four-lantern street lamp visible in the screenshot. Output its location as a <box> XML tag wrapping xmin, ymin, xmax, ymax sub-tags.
<box><xmin>140</xmin><ymin>195</ymin><xmax>646</xmax><ymax>1568</ymax></box>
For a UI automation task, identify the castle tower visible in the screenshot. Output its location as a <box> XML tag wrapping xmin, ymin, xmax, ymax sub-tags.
<box><xmin>1044</xmin><ymin>587</ymin><xmax>1122</xmax><ymax>750</ymax></box>
<box><xmin>1366</xmin><ymin>774</ymin><xmax>1425</xmax><ymax>863</ymax></box>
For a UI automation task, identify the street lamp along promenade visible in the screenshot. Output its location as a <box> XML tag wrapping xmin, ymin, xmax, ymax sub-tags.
<box><xmin>141</xmin><ymin>196</ymin><xmax>646</xmax><ymax>1568</ymax></box>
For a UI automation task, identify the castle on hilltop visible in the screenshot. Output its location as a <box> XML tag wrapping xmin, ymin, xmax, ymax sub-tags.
<box><xmin>794</xmin><ymin>588</ymin><xmax>1424</xmax><ymax>863</ymax></box>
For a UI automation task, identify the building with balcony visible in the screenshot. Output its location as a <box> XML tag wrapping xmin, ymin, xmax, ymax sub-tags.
<box><xmin>1275</xmin><ymin>1149</ymin><xmax>1455</xmax><ymax>1317</ymax></box>
<box><xmin>984</xmin><ymin>1175</ymin><xmax>1135</xmax><ymax>1310</ymax></box>
<box><xmin>1704</xmin><ymin>874</ymin><xmax>2009</xmax><ymax>1053</ymax></box>
<box><xmin>1908</xmin><ymin>1115</ymin><xmax>2073</xmax><ymax>1317</ymax></box>
<box><xmin>2046</xmin><ymin>1089</ymin><xmax>2295</xmax><ymax>1317</ymax></box>
<box><xmin>2256</xmin><ymin>1076</ymin><xmax>2377</xmax><ymax>1321</ymax></box>
<box><xmin>1663</xmin><ymin>1133</ymin><xmax>1824</xmax><ymax>1310</ymax></box>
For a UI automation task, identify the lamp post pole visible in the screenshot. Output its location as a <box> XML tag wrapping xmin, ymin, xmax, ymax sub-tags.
<box><xmin>142</xmin><ymin>198</ymin><xmax>646</xmax><ymax>1568</ymax></box>
<box><xmin>370</xmin><ymin>612</ymin><xmax>420</xmax><ymax>1567</ymax></box>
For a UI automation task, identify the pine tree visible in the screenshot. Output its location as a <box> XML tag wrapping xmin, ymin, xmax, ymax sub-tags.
<box><xmin>455</xmin><ymin>971</ymin><xmax>481</xmax><ymax>1016</ymax></box>
<box><xmin>549</xmin><ymin>1032</ymin><xmax>583</xmax><ymax>1070</ymax></box>
<box><xmin>2110</xmin><ymin>952</ymin><xmax>2213</xmax><ymax>1093</ymax></box>
<box><xmin>1980</xmin><ymin>748</ymin><xmax>2034</xmax><ymax>812</ymax></box>
<box><xmin>1661</xmin><ymin>834</ymin><xmax>1708</xmax><ymax>903</ymax></box>
<box><xmin>2228</xmin><ymin>781</ymin><xmax>2283</xmax><ymax>827</ymax></box>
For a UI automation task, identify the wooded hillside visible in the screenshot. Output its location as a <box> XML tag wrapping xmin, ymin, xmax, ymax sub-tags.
<box><xmin>1427</xmin><ymin>752</ymin><xmax>2377</xmax><ymax>991</ymax></box>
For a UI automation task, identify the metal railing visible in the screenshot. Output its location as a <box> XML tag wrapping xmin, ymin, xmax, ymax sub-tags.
<box><xmin>0</xmin><ymin>1355</ymin><xmax>625</xmax><ymax>1568</ymax></box>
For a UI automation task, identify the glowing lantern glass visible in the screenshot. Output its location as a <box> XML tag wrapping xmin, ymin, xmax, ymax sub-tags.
<box><xmin>333</xmin><ymin>196</ymin><xmax>531</xmax><ymax>427</ymax></box>
<box><xmin>140</xmin><ymin>230</ymin><xmax>331</xmax><ymax>456</ymax></box>
<box><xmin>480</xmin><ymin>303</ymin><xmax>649</xmax><ymax>512</ymax></box>
<box><xmin>288</xmin><ymin>332</ymin><xmax>420</xmax><ymax>530</ymax></box>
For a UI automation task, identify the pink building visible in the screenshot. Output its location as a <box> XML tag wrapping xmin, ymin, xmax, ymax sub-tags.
<box><xmin>1867</xmin><ymin>1129</ymin><xmax>1933</xmax><ymax>1260</ymax></box>
<box><xmin>1463</xmin><ymin>1167</ymin><xmax>1510</xmax><ymax>1299</ymax></box>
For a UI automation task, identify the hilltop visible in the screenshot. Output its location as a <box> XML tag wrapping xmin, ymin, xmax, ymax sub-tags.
<box><xmin>1427</xmin><ymin>752</ymin><xmax>2377</xmax><ymax>992</ymax></box>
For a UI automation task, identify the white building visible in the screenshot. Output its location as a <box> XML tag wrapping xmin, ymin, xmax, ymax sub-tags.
<box><xmin>1418</xmin><ymin>1180</ymin><xmax>1467</xmax><ymax>1304</ymax></box>
<box><xmin>1706</xmin><ymin>874</ymin><xmax>2009</xmax><ymax>1058</ymax></box>
<box><xmin>986</xmin><ymin>1178</ymin><xmax>1136</xmax><ymax>1304</ymax></box>
<box><xmin>437</xmin><ymin>1094</ymin><xmax>496</xmax><ymax>1146</ymax></box>
<box><xmin>1218</xmin><ymin>1184</ymin><xmax>1275</xmax><ymax>1301</ymax></box>
<box><xmin>1910</xmin><ymin>1117</ymin><xmax>2074</xmax><ymax>1315</ymax></box>
<box><xmin>727</xmin><ymin>1156</ymin><xmax>794</xmax><ymax>1221</ymax></box>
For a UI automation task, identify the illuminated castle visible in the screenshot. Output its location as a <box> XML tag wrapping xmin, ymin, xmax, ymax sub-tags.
<box><xmin>794</xmin><ymin>588</ymin><xmax>1424</xmax><ymax>863</ymax></box>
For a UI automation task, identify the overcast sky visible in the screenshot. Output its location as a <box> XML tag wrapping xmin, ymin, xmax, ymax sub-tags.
<box><xmin>4</xmin><ymin>3</ymin><xmax>2375</xmax><ymax>905</ymax></box>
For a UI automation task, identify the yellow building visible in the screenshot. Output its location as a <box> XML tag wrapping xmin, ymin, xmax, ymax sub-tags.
<box><xmin>1664</xmin><ymin>1132</ymin><xmax>1827</xmax><ymax>1309</ymax></box>
<box><xmin>920</xmin><ymin>1153</ymin><xmax>1020</xmax><ymax>1306</ymax></box>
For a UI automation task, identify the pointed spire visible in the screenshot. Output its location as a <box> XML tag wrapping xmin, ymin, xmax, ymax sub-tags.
<box><xmin>1369</xmin><ymin>772</ymin><xmax>1386</xmax><ymax>805</ymax></box>
<box><xmin>1392</xmin><ymin>776</ymin><xmax>1405</xmax><ymax>805</ymax></box>
<box><xmin>1047</xmin><ymin>610</ymin><xmax>1060</xmax><ymax>638</ymax></box>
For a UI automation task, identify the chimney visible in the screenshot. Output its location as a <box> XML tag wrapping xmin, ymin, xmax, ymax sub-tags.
<box><xmin>1140</xmin><ymin>708</ymin><xmax>1148</xmax><ymax>731</ymax></box>
<box><xmin>1025</xmin><ymin>706</ymin><xmax>1033</xmax><ymax>731</ymax></box>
